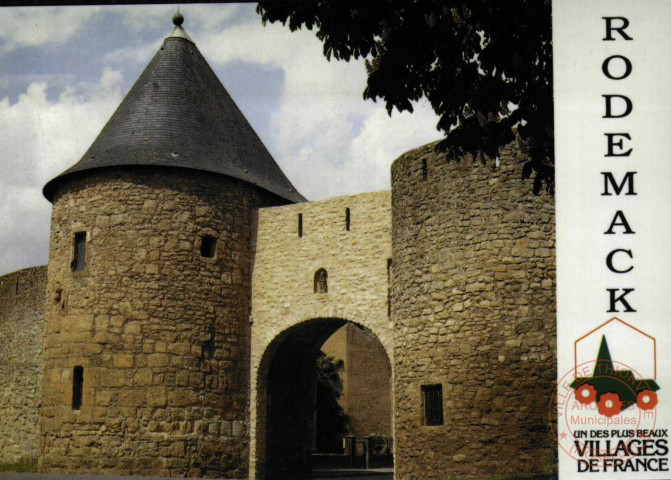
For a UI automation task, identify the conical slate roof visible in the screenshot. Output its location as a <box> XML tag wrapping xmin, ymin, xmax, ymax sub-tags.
<box><xmin>43</xmin><ymin>16</ymin><xmax>305</xmax><ymax>203</ymax></box>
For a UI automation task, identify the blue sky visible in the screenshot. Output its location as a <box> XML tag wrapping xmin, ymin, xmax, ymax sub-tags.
<box><xmin>0</xmin><ymin>4</ymin><xmax>441</xmax><ymax>276</ymax></box>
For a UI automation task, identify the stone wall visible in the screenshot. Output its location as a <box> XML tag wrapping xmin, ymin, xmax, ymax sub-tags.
<box><xmin>322</xmin><ymin>323</ymin><xmax>392</xmax><ymax>437</ymax></box>
<box><xmin>343</xmin><ymin>324</ymin><xmax>392</xmax><ymax>437</ymax></box>
<box><xmin>249</xmin><ymin>191</ymin><xmax>393</xmax><ymax>479</ymax></box>
<box><xmin>0</xmin><ymin>266</ymin><xmax>47</xmax><ymax>465</ymax></box>
<box><xmin>39</xmin><ymin>168</ymin><xmax>285</xmax><ymax>478</ymax></box>
<box><xmin>391</xmin><ymin>141</ymin><xmax>557</xmax><ymax>479</ymax></box>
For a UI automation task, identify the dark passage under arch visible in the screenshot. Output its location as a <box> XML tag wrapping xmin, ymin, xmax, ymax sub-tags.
<box><xmin>260</xmin><ymin>318</ymin><xmax>392</xmax><ymax>480</ymax></box>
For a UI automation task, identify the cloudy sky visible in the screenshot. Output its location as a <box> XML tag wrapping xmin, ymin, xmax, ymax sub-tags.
<box><xmin>0</xmin><ymin>4</ymin><xmax>441</xmax><ymax>276</ymax></box>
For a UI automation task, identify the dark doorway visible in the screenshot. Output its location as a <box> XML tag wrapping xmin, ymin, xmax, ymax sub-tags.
<box><xmin>263</xmin><ymin>319</ymin><xmax>392</xmax><ymax>480</ymax></box>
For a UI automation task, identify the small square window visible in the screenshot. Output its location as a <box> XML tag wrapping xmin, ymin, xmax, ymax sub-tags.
<box><xmin>200</xmin><ymin>235</ymin><xmax>217</xmax><ymax>258</ymax></box>
<box><xmin>422</xmin><ymin>384</ymin><xmax>444</xmax><ymax>426</ymax></box>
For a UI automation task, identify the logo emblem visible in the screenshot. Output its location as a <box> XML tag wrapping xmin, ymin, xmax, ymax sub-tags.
<box><xmin>571</xmin><ymin>335</ymin><xmax>660</xmax><ymax>417</ymax></box>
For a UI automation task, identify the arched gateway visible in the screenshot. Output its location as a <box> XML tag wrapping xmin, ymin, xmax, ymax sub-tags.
<box><xmin>249</xmin><ymin>192</ymin><xmax>393</xmax><ymax>479</ymax></box>
<box><xmin>255</xmin><ymin>318</ymin><xmax>392</xmax><ymax>479</ymax></box>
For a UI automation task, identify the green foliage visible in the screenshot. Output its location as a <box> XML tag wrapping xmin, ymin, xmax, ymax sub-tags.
<box><xmin>256</xmin><ymin>1</ymin><xmax>553</xmax><ymax>193</ymax></box>
<box><xmin>315</xmin><ymin>353</ymin><xmax>350</xmax><ymax>453</ymax></box>
<box><xmin>316</xmin><ymin>353</ymin><xmax>345</xmax><ymax>398</ymax></box>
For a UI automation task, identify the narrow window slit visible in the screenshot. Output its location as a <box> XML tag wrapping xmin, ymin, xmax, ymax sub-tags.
<box><xmin>71</xmin><ymin>232</ymin><xmax>87</xmax><ymax>272</ymax></box>
<box><xmin>72</xmin><ymin>366</ymin><xmax>84</xmax><ymax>410</ymax></box>
<box><xmin>422</xmin><ymin>159</ymin><xmax>428</xmax><ymax>180</ymax></box>
<box><xmin>298</xmin><ymin>213</ymin><xmax>303</xmax><ymax>238</ymax></box>
<box><xmin>345</xmin><ymin>208</ymin><xmax>351</xmax><ymax>231</ymax></box>
<box><xmin>387</xmin><ymin>259</ymin><xmax>392</xmax><ymax>317</ymax></box>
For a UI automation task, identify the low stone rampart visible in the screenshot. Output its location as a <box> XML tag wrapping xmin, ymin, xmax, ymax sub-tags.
<box><xmin>0</xmin><ymin>266</ymin><xmax>47</xmax><ymax>465</ymax></box>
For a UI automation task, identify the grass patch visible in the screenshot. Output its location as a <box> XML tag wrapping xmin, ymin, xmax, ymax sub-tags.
<box><xmin>0</xmin><ymin>462</ymin><xmax>38</xmax><ymax>473</ymax></box>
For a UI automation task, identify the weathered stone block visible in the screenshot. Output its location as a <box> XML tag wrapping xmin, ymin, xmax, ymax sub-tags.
<box><xmin>147</xmin><ymin>354</ymin><xmax>170</xmax><ymax>368</ymax></box>
<box><xmin>119</xmin><ymin>389</ymin><xmax>146</xmax><ymax>407</ymax></box>
<box><xmin>147</xmin><ymin>387</ymin><xmax>167</xmax><ymax>407</ymax></box>
<box><xmin>113</xmin><ymin>354</ymin><xmax>134</xmax><ymax>368</ymax></box>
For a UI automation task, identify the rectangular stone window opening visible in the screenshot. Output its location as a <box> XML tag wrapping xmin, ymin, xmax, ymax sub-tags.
<box><xmin>200</xmin><ymin>235</ymin><xmax>217</xmax><ymax>258</ymax></box>
<box><xmin>71</xmin><ymin>232</ymin><xmax>87</xmax><ymax>272</ymax></box>
<box><xmin>422</xmin><ymin>158</ymin><xmax>428</xmax><ymax>180</ymax></box>
<box><xmin>298</xmin><ymin>213</ymin><xmax>303</xmax><ymax>238</ymax></box>
<box><xmin>345</xmin><ymin>208</ymin><xmax>351</xmax><ymax>231</ymax></box>
<box><xmin>72</xmin><ymin>366</ymin><xmax>84</xmax><ymax>410</ymax></box>
<box><xmin>422</xmin><ymin>384</ymin><xmax>444</xmax><ymax>426</ymax></box>
<box><xmin>387</xmin><ymin>259</ymin><xmax>392</xmax><ymax>317</ymax></box>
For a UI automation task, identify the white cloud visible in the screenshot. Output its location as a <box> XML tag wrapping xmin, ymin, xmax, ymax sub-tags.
<box><xmin>344</xmin><ymin>101</ymin><xmax>442</xmax><ymax>194</ymax></box>
<box><xmin>0</xmin><ymin>4</ymin><xmax>238</xmax><ymax>53</ymax></box>
<box><xmin>119</xmin><ymin>4</ymin><xmax>240</xmax><ymax>32</ymax></box>
<box><xmin>102</xmin><ymin>4</ymin><xmax>245</xmax><ymax>67</ymax></box>
<box><xmin>197</xmin><ymin>15</ymin><xmax>442</xmax><ymax>201</ymax></box>
<box><xmin>101</xmin><ymin>39</ymin><xmax>162</xmax><ymax>66</ymax></box>
<box><xmin>0</xmin><ymin>67</ymin><xmax>123</xmax><ymax>275</ymax></box>
<box><xmin>117</xmin><ymin>4</ymin><xmax>176</xmax><ymax>31</ymax></box>
<box><xmin>0</xmin><ymin>7</ymin><xmax>100</xmax><ymax>51</ymax></box>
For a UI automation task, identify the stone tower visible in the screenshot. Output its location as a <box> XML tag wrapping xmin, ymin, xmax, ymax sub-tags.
<box><xmin>391</xmin><ymin>141</ymin><xmax>556</xmax><ymax>478</ymax></box>
<box><xmin>39</xmin><ymin>14</ymin><xmax>302</xmax><ymax>478</ymax></box>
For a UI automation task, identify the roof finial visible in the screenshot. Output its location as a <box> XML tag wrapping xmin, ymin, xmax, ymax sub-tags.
<box><xmin>173</xmin><ymin>8</ymin><xmax>184</xmax><ymax>27</ymax></box>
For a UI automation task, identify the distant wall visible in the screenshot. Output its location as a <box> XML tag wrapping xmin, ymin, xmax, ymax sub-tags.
<box><xmin>343</xmin><ymin>324</ymin><xmax>392</xmax><ymax>437</ymax></box>
<box><xmin>322</xmin><ymin>323</ymin><xmax>392</xmax><ymax>437</ymax></box>
<box><xmin>0</xmin><ymin>266</ymin><xmax>47</xmax><ymax>464</ymax></box>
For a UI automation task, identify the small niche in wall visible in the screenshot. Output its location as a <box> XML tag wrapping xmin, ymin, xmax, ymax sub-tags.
<box><xmin>72</xmin><ymin>366</ymin><xmax>84</xmax><ymax>410</ymax></box>
<box><xmin>314</xmin><ymin>268</ymin><xmax>328</xmax><ymax>294</ymax></box>
<box><xmin>200</xmin><ymin>235</ymin><xmax>217</xmax><ymax>258</ymax></box>
<box><xmin>345</xmin><ymin>208</ymin><xmax>351</xmax><ymax>231</ymax></box>
<box><xmin>71</xmin><ymin>232</ymin><xmax>87</xmax><ymax>272</ymax></box>
<box><xmin>298</xmin><ymin>213</ymin><xmax>303</xmax><ymax>238</ymax></box>
<box><xmin>422</xmin><ymin>384</ymin><xmax>444</xmax><ymax>426</ymax></box>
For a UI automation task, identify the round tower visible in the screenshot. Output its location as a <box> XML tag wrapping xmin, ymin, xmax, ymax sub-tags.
<box><xmin>39</xmin><ymin>16</ymin><xmax>303</xmax><ymax>478</ymax></box>
<box><xmin>391</xmin><ymin>141</ymin><xmax>556</xmax><ymax>478</ymax></box>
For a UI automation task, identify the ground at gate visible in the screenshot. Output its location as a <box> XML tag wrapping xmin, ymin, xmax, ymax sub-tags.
<box><xmin>0</xmin><ymin>472</ymin><xmax>558</xmax><ymax>480</ymax></box>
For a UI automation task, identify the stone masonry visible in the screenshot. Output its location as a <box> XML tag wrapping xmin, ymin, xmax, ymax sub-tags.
<box><xmin>0</xmin><ymin>14</ymin><xmax>560</xmax><ymax>480</ymax></box>
<box><xmin>248</xmin><ymin>191</ymin><xmax>393</xmax><ymax>479</ymax></box>
<box><xmin>0</xmin><ymin>141</ymin><xmax>559</xmax><ymax>479</ymax></box>
<box><xmin>391</xmin><ymin>140</ymin><xmax>556</xmax><ymax>479</ymax></box>
<box><xmin>0</xmin><ymin>266</ymin><xmax>46</xmax><ymax>465</ymax></box>
<box><xmin>40</xmin><ymin>168</ymin><xmax>285</xmax><ymax>477</ymax></box>
<box><xmin>322</xmin><ymin>323</ymin><xmax>392</xmax><ymax>437</ymax></box>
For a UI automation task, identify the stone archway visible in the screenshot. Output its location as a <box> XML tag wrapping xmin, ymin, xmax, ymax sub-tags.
<box><xmin>253</xmin><ymin>318</ymin><xmax>392</xmax><ymax>480</ymax></box>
